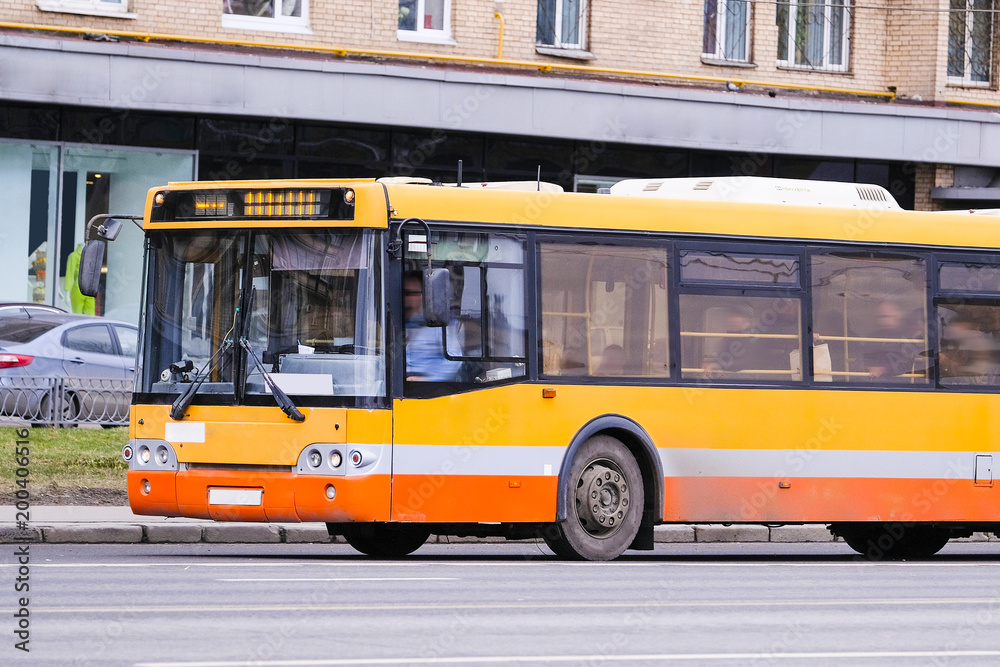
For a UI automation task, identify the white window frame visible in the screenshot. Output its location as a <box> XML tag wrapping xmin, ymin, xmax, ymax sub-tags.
<box><xmin>777</xmin><ymin>0</ymin><xmax>851</xmax><ymax>73</ymax></box>
<box><xmin>948</xmin><ymin>0</ymin><xmax>995</xmax><ymax>87</ymax></box>
<box><xmin>222</xmin><ymin>0</ymin><xmax>311</xmax><ymax>35</ymax></box>
<box><xmin>397</xmin><ymin>0</ymin><xmax>455</xmax><ymax>46</ymax></box>
<box><xmin>702</xmin><ymin>0</ymin><xmax>752</xmax><ymax>63</ymax></box>
<box><xmin>536</xmin><ymin>0</ymin><xmax>588</xmax><ymax>51</ymax></box>
<box><xmin>35</xmin><ymin>0</ymin><xmax>136</xmax><ymax>19</ymax></box>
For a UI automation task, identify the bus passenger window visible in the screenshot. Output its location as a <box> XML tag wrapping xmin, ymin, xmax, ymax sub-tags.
<box><xmin>679</xmin><ymin>295</ymin><xmax>801</xmax><ymax>382</ymax></box>
<box><xmin>811</xmin><ymin>253</ymin><xmax>928</xmax><ymax>384</ymax></box>
<box><xmin>938</xmin><ymin>304</ymin><xmax>1000</xmax><ymax>386</ymax></box>
<box><xmin>540</xmin><ymin>243</ymin><xmax>669</xmax><ymax>378</ymax></box>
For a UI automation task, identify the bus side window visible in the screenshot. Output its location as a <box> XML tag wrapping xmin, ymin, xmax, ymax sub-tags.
<box><xmin>810</xmin><ymin>253</ymin><xmax>928</xmax><ymax>384</ymax></box>
<box><xmin>938</xmin><ymin>262</ymin><xmax>1000</xmax><ymax>387</ymax></box>
<box><xmin>539</xmin><ymin>242</ymin><xmax>669</xmax><ymax>378</ymax></box>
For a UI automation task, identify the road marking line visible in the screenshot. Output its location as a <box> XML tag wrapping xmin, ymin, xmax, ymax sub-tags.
<box><xmin>134</xmin><ymin>649</ymin><xmax>1000</xmax><ymax>666</ymax></box>
<box><xmin>215</xmin><ymin>577</ymin><xmax>457</xmax><ymax>582</ymax></box>
<box><xmin>16</xmin><ymin>597</ymin><xmax>1000</xmax><ymax>615</ymax></box>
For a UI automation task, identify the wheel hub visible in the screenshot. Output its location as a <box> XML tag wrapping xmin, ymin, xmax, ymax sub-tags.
<box><xmin>575</xmin><ymin>459</ymin><xmax>630</xmax><ymax>538</ymax></box>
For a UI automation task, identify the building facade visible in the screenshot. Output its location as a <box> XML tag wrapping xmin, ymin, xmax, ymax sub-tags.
<box><xmin>2</xmin><ymin>0</ymin><xmax>1000</xmax><ymax>319</ymax></box>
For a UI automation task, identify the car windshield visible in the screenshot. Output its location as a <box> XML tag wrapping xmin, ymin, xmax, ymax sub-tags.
<box><xmin>142</xmin><ymin>229</ymin><xmax>384</xmax><ymax>405</ymax></box>
<box><xmin>0</xmin><ymin>319</ymin><xmax>60</xmax><ymax>343</ymax></box>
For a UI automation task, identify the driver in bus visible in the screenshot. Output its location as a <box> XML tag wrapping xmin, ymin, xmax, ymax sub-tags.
<box><xmin>404</xmin><ymin>273</ymin><xmax>464</xmax><ymax>382</ymax></box>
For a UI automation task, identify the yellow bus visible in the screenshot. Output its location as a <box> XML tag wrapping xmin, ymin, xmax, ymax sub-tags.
<box><xmin>81</xmin><ymin>176</ymin><xmax>1000</xmax><ymax>561</ymax></box>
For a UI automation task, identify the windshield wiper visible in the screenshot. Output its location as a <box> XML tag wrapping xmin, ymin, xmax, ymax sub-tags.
<box><xmin>169</xmin><ymin>335</ymin><xmax>234</xmax><ymax>421</ymax></box>
<box><xmin>240</xmin><ymin>337</ymin><xmax>305</xmax><ymax>422</ymax></box>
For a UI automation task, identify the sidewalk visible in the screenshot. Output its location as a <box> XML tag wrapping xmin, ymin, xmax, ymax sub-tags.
<box><xmin>0</xmin><ymin>505</ymin><xmax>837</xmax><ymax>545</ymax></box>
<box><xmin>2</xmin><ymin>506</ymin><xmax>997</xmax><ymax>545</ymax></box>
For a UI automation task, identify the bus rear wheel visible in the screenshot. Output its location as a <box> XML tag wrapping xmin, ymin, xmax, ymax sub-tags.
<box><xmin>334</xmin><ymin>523</ymin><xmax>431</xmax><ymax>558</ymax></box>
<box><xmin>836</xmin><ymin>523</ymin><xmax>950</xmax><ymax>560</ymax></box>
<box><xmin>544</xmin><ymin>435</ymin><xmax>644</xmax><ymax>561</ymax></box>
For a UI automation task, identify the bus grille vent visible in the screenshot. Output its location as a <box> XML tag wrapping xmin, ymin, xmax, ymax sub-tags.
<box><xmin>643</xmin><ymin>181</ymin><xmax>664</xmax><ymax>192</ymax></box>
<box><xmin>694</xmin><ymin>181</ymin><xmax>714</xmax><ymax>191</ymax></box>
<box><xmin>856</xmin><ymin>186</ymin><xmax>887</xmax><ymax>202</ymax></box>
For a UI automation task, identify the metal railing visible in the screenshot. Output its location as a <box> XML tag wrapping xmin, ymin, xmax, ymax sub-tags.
<box><xmin>0</xmin><ymin>377</ymin><xmax>131</xmax><ymax>427</ymax></box>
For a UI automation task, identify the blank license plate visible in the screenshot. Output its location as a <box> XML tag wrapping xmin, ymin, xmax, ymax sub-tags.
<box><xmin>208</xmin><ymin>488</ymin><xmax>263</xmax><ymax>506</ymax></box>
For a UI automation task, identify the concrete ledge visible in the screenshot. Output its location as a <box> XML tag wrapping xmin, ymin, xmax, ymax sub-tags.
<box><xmin>0</xmin><ymin>526</ymin><xmax>42</xmax><ymax>542</ymax></box>
<box><xmin>695</xmin><ymin>525</ymin><xmax>770</xmax><ymax>542</ymax></box>
<box><xmin>203</xmin><ymin>524</ymin><xmax>282</xmax><ymax>543</ymax></box>
<box><xmin>769</xmin><ymin>525</ymin><xmax>835</xmax><ymax>543</ymax></box>
<box><xmin>283</xmin><ymin>526</ymin><xmax>332</xmax><ymax>543</ymax></box>
<box><xmin>654</xmin><ymin>525</ymin><xmax>696</xmax><ymax>543</ymax></box>
<box><xmin>145</xmin><ymin>524</ymin><xmax>204</xmax><ymax>544</ymax></box>
<box><xmin>42</xmin><ymin>524</ymin><xmax>143</xmax><ymax>544</ymax></box>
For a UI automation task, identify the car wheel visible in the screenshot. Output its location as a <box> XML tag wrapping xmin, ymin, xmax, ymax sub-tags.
<box><xmin>34</xmin><ymin>392</ymin><xmax>80</xmax><ymax>428</ymax></box>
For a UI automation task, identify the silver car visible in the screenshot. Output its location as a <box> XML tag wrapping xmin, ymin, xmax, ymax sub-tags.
<box><xmin>0</xmin><ymin>313</ymin><xmax>137</xmax><ymax>425</ymax></box>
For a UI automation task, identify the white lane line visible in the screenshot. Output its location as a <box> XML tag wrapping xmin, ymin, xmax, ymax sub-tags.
<box><xmin>134</xmin><ymin>650</ymin><xmax>1000</xmax><ymax>666</ymax></box>
<box><xmin>17</xmin><ymin>597</ymin><xmax>1000</xmax><ymax>615</ymax></box>
<box><xmin>215</xmin><ymin>577</ymin><xmax>457</xmax><ymax>582</ymax></box>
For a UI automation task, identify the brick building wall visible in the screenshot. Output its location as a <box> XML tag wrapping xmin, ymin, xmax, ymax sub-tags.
<box><xmin>2</xmin><ymin>0</ymin><xmax>996</xmax><ymax>104</ymax></box>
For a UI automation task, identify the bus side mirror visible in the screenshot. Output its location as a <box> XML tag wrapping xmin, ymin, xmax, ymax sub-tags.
<box><xmin>78</xmin><ymin>239</ymin><xmax>106</xmax><ymax>297</ymax></box>
<box><xmin>423</xmin><ymin>268</ymin><xmax>451</xmax><ymax>327</ymax></box>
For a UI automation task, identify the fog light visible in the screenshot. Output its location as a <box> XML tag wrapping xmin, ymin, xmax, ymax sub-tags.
<box><xmin>308</xmin><ymin>449</ymin><xmax>322</xmax><ymax>468</ymax></box>
<box><xmin>350</xmin><ymin>450</ymin><xmax>362</xmax><ymax>466</ymax></box>
<box><xmin>329</xmin><ymin>450</ymin><xmax>342</xmax><ymax>468</ymax></box>
<box><xmin>141</xmin><ymin>479</ymin><xmax>151</xmax><ymax>495</ymax></box>
<box><xmin>325</xmin><ymin>484</ymin><xmax>336</xmax><ymax>500</ymax></box>
<box><xmin>139</xmin><ymin>446</ymin><xmax>151</xmax><ymax>463</ymax></box>
<box><xmin>156</xmin><ymin>446</ymin><xmax>169</xmax><ymax>465</ymax></box>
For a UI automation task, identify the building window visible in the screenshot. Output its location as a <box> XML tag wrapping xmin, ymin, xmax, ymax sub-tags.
<box><xmin>776</xmin><ymin>0</ymin><xmax>851</xmax><ymax>72</ymax></box>
<box><xmin>703</xmin><ymin>0</ymin><xmax>751</xmax><ymax>62</ymax></box>
<box><xmin>222</xmin><ymin>0</ymin><xmax>309</xmax><ymax>33</ymax></box>
<box><xmin>398</xmin><ymin>0</ymin><xmax>453</xmax><ymax>44</ymax></box>
<box><xmin>35</xmin><ymin>0</ymin><xmax>136</xmax><ymax>19</ymax></box>
<box><xmin>537</xmin><ymin>0</ymin><xmax>587</xmax><ymax>50</ymax></box>
<box><xmin>948</xmin><ymin>0</ymin><xmax>995</xmax><ymax>86</ymax></box>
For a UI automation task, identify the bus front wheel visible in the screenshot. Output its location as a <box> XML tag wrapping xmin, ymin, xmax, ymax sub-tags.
<box><xmin>544</xmin><ymin>435</ymin><xmax>644</xmax><ymax>561</ymax></box>
<box><xmin>334</xmin><ymin>523</ymin><xmax>431</xmax><ymax>558</ymax></box>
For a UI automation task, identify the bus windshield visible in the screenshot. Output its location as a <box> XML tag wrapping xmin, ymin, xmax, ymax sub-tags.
<box><xmin>142</xmin><ymin>228</ymin><xmax>384</xmax><ymax>403</ymax></box>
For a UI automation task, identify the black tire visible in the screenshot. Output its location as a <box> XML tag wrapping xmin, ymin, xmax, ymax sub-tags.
<box><xmin>839</xmin><ymin>523</ymin><xmax>950</xmax><ymax>560</ymax></box>
<box><xmin>334</xmin><ymin>523</ymin><xmax>431</xmax><ymax>558</ymax></box>
<box><xmin>544</xmin><ymin>435</ymin><xmax>644</xmax><ymax>561</ymax></box>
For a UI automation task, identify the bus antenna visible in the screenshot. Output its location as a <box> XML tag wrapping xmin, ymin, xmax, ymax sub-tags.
<box><xmin>536</xmin><ymin>165</ymin><xmax>541</xmax><ymax>191</ymax></box>
<box><xmin>456</xmin><ymin>159</ymin><xmax>463</xmax><ymax>187</ymax></box>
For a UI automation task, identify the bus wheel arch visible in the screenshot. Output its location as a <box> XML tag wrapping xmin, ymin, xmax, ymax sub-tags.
<box><xmin>547</xmin><ymin>416</ymin><xmax>663</xmax><ymax>560</ymax></box>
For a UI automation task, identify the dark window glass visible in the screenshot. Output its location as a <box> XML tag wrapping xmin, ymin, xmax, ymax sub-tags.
<box><xmin>940</xmin><ymin>263</ymin><xmax>1000</xmax><ymax>293</ymax></box>
<box><xmin>775</xmin><ymin>158</ymin><xmax>854</xmax><ymax>182</ymax></box>
<box><xmin>811</xmin><ymin>253</ymin><xmax>928</xmax><ymax>384</ymax></box>
<box><xmin>0</xmin><ymin>319</ymin><xmax>59</xmax><ymax>343</ymax></box>
<box><xmin>0</xmin><ymin>104</ymin><xmax>59</xmax><ymax>141</ymax></box>
<box><xmin>938</xmin><ymin>303</ymin><xmax>1000</xmax><ymax>386</ymax></box>
<box><xmin>64</xmin><ymin>325</ymin><xmax>116</xmax><ymax>355</ymax></box>
<box><xmin>681</xmin><ymin>251</ymin><xmax>799</xmax><ymax>285</ymax></box>
<box><xmin>691</xmin><ymin>151</ymin><xmax>772</xmax><ymax>178</ymax></box>
<box><xmin>62</xmin><ymin>109</ymin><xmax>194</xmax><ymax>149</ymax></box>
<box><xmin>296</xmin><ymin>125</ymin><xmax>390</xmax><ymax>163</ymax></box>
<box><xmin>196</xmin><ymin>118</ymin><xmax>294</xmax><ymax>155</ymax></box>
<box><xmin>540</xmin><ymin>243</ymin><xmax>669</xmax><ymax>378</ymax></box>
<box><xmin>198</xmin><ymin>155</ymin><xmax>294</xmax><ymax>181</ymax></box>
<box><xmin>391</xmin><ymin>131</ymin><xmax>484</xmax><ymax>174</ymax></box>
<box><xmin>680</xmin><ymin>294</ymin><xmax>801</xmax><ymax>381</ymax></box>
<box><xmin>577</xmin><ymin>143</ymin><xmax>688</xmax><ymax>179</ymax></box>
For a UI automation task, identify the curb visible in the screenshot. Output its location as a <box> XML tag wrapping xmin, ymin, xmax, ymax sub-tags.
<box><xmin>2</xmin><ymin>523</ymin><xmax>997</xmax><ymax>545</ymax></box>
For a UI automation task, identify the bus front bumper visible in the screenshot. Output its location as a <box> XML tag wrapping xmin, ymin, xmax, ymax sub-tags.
<box><xmin>126</xmin><ymin>469</ymin><xmax>391</xmax><ymax>523</ymax></box>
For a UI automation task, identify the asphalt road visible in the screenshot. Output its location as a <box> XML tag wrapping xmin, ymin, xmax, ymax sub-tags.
<box><xmin>5</xmin><ymin>541</ymin><xmax>1000</xmax><ymax>666</ymax></box>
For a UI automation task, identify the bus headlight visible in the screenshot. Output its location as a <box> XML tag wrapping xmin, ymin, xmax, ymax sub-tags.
<box><xmin>329</xmin><ymin>451</ymin><xmax>343</xmax><ymax>468</ymax></box>
<box><xmin>308</xmin><ymin>449</ymin><xmax>322</xmax><ymax>468</ymax></box>
<box><xmin>139</xmin><ymin>446</ymin><xmax>151</xmax><ymax>464</ymax></box>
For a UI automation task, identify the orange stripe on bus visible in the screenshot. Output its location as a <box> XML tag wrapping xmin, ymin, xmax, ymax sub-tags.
<box><xmin>391</xmin><ymin>474</ymin><xmax>558</xmax><ymax>522</ymax></box>
<box><xmin>665</xmin><ymin>476</ymin><xmax>1000</xmax><ymax>523</ymax></box>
